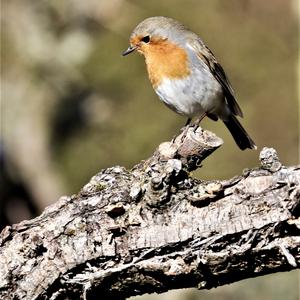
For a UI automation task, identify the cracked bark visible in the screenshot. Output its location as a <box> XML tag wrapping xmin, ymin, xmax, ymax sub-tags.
<box><xmin>0</xmin><ymin>127</ymin><xmax>299</xmax><ymax>300</ymax></box>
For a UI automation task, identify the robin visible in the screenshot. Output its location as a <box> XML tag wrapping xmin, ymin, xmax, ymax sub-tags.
<box><xmin>122</xmin><ymin>16</ymin><xmax>256</xmax><ymax>150</ymax></box>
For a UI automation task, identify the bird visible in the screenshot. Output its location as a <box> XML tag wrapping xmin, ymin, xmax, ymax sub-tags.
<box><xmin>122</xmin><ymin>16</ymin><xmax>256</xmax><ymax>150</ymax></box>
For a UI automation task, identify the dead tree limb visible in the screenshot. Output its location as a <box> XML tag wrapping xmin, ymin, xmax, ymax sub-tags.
<box><xmin>0</xmin><ymin>127</ymin><xmax>299</xmax><ymax>300</ymax></box>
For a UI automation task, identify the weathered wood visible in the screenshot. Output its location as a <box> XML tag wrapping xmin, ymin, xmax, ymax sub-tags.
<box><xmin>0</xmin><ymin>127</ymin><xmax>299</xmax><ymax>300</ymax></box>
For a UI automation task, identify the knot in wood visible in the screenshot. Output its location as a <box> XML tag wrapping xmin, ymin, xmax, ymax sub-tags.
<box><xmin>260</xmin><ymin>147</ymin><xmax>282</xmax><ymax>172</ymax></box>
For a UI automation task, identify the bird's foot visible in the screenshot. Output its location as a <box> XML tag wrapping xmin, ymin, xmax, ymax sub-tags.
<box><xmin>180</xmin><ymin>124</ymin><xmax>191</xmax><ymax>143</ymax></box>
<box><xmin>171</xmin><ymin>124</ymin><xmax>190</xmax><ymax>144</ymax></box>
<box><xmin>193</xmin><ymin>123</ymin><xmax>199</xmax><ymax>133</ymax></box>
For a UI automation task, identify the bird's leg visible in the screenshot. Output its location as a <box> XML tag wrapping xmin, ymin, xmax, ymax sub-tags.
<box><xmin>185</xmin><ymin>118</ymin><xmax>192</xmax><ymax>127</ymax></box>
<box><xmin>171</xmin><ymin>118</ymin><xmax>192</xmax><ymax>144</ymax></box>
<box><xmin>179</xmin><ymin>118</ymin><xmax>192</xmax><ymax>143</ymax></box>
<box><xmin>193</xmin><ymin>112</ymin><xmax>207</xmax><ymax>132</ymax></box>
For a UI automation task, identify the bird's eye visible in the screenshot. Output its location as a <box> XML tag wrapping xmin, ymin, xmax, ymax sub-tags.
<box><xmin>141</xmin><ymin>36</ymin><xmax>150</xmax><ymax>43</ymax></box>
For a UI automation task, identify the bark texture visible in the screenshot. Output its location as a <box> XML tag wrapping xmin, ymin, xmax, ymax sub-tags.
<box><xmin>0</xmin><ymin>127</ymin><xmax>299</xmax><ymax>300</ymax></box>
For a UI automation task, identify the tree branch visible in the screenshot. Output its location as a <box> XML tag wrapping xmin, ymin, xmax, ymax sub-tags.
<box><xmin>0</xmin><ymin>127</ymin><xmax>299</xmax><ymax>300</ymax></box>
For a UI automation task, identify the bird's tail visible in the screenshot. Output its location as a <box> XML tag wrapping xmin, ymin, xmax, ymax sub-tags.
<box><xmin>223</xmin><ymin>115</ymin><xmax>256</xmax><ymax>150</ymax></box>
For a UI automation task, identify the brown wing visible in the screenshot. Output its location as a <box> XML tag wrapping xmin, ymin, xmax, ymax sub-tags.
<box><xmin>191</xmin><ymin>39</ymin><xmax>243</xmax><ymax>117</ymax></box>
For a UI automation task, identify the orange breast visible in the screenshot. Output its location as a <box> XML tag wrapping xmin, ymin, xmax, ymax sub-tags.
<box><xmin>141</xmin><ymin>39</ymin><xmax>191</xmax><ymax>88</ymax></box>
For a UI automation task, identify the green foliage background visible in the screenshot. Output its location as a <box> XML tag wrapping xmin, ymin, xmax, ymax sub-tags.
<box><xmin>2</xmin><ymin>0</ymin><xmax>299</xmax><ymax>299</ymax></box>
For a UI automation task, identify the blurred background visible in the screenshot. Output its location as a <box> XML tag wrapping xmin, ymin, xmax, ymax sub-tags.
<box><xmin>1</xmin><ymin>0</ymin><xmax>299</xmax><ymax>299</ymax></box>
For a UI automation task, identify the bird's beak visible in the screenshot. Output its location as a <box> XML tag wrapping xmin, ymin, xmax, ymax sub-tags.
<box><xmin>122</xmin><ymin>45</ymin><xmax>137</xmax><ymax>56</ymax></box>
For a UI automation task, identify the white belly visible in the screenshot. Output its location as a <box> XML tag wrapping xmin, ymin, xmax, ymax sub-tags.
<box><xmin>155</xmin><ymin>69</ymin><xmax>224</xmax><ymax>118</ymax></box>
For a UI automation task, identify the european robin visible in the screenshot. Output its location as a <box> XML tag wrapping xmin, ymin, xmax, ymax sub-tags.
<box><xmin>122</xmin><ymin>16</ymin><xmax>256</xmax><ymax>150</ymax></box>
